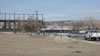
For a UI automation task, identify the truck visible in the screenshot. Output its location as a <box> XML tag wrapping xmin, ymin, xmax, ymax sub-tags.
<box><xmin>85</xmin><ymin>30</ymin><xmax>100</xmax><ymax>41</ymax></box>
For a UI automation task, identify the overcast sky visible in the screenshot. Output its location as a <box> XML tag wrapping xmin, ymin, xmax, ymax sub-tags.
<box><xmin>0</xmin><ymin>0</ymin><xmax>100</xmax><ymax>21</ymax></box>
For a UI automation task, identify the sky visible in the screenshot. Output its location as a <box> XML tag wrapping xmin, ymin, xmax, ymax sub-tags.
<box><xmin>0</xmin><ymin>0</ymin><xmax>100</xmax><ymax>21</ymax></box>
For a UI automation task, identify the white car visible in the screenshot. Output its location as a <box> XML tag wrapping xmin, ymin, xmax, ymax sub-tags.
<box><xmin>85</xmin><ymin>30</ymin><xmax>100</xmax><ymax>40</ymax></box>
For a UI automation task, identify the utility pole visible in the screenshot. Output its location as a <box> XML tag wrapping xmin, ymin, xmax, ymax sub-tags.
<box><xmin>42</xmin><ymin>13</ymin><xmax>43</xmax><ymax>27</ymax></box>
<box><xmin>23</xmin><ymin>13</ymin><xmax>25</xmax><ymax>20</ymax></box>
<box><xmin>42</xmin><ymin>13</ymin><xmax>45</xmax><ymax>28</ymax></box>
<box><xmin>36</xmin><ymin>11</ymin><xmax>38</xmax><ymax>20</ymax></box>
<box><xmin>13</xmin><ymin>13</ymin><xmax>16</xmax><ymax>33</ymax></box>
<box><xmin>32</xmin><ymin>13</ymin><xmax>34</xmax><ymax>20</ymax></box>
<box><xmin>8</xmin><ymin>13</ymin><xmax>11</xmax><ymax>30</ymax></box>
<box><xmin>18</xmin><ymin>13</ymin><xmax>21</xmax><ymax>31</ymax></box>
<box><xmin>4</xmin><ymin>13</ymin><xmax>7</xmax><ymax>29</ymax></box>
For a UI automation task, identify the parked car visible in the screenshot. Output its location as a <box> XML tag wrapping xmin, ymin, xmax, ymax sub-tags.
<box><xmin>85</xmin><ymin>30</ymin><xmax>100</xmax><ymax>40</ymax></box>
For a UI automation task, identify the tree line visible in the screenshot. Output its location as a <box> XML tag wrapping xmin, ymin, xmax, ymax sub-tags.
<box><xmin>22</xmin><ymin>17</ymin><xmax>100</xmax><ymax>33</ymax></box>
<box><xmin>71</xmin><ymin>17</ymin><xmax>100</xmax><ymax>31</ymax></box>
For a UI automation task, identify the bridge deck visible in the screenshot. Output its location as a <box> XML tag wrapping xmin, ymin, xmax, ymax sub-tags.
<box><xmin>0</xmin><ymin>20</ymin><xmax>28</xmax><ymax>22</ymax></box>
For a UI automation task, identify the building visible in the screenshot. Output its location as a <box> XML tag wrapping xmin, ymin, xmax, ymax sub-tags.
<box><xmin>41</xmin><ymin>25</ymin><xmax>73</xmax><ymax>33</ymax></box>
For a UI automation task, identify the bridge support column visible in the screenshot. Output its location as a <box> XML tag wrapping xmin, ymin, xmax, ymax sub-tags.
<box><xmin>8</xmin><ymin>22</ymin><xmax>11</xmax><ymax>30</ymax></box>
<box><xmin>13</xmin><ymin>21</ymin><xmax>16</xmax><ymax>32</ymax></box>
<box><xmin>18</xmin><ymin>22</ymin><xmax>21</xmax><ymax>30</ymax></box>
<box><xmin>3</xmin><ymin>21</ymin><xmax>7</xmax><ymax>29</ymax></box>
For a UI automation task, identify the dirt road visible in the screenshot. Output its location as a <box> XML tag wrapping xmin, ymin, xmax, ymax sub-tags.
<box><xmin>0</xmin><ymin>32</ymin><xmax>100</xmax><ymax>56</ymax></box>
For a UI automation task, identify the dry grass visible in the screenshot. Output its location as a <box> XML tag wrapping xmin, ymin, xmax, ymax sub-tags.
<box><xmin>0</xmin><ymin>32</ymin><xmax>100</xmax><ymax>56</ymax></box>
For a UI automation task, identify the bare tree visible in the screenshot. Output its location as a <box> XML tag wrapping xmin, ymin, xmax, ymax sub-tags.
<box><xmin>83</xmin><ymin>17</ymin><xmax>100</xmax><ymax>30</ymax></box>
<box><xmin>70</xmin><ymin>17</ymin><xmax>100</xmax><ymax>33</ymax></box>
<box><xmin>22</xmin><ymin>19</ymin><xmax>43</xmax><ymax>32</ymax></box>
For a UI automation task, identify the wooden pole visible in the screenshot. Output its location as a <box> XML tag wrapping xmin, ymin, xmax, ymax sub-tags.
<box><xmin>23</xmin><ymin>13</ymin><xmax>25</xmax><ymax>20</ymax></box>
<box><xmin>42</xmin><ymin>13</ymin><xmax>44</xmax><ymax>28</ymax></box>
<box><xmin>13</xmin><ymin>13</ymin><xmax>16</xmax><ymax>33</ymax></box>
<box><xmin>8</xmin><ymin>13</ymin><xmax>11</xmax><ymax>29</ymax></box>
<box><xmin>36</xmin><ymin>11</ymin><xmax>38</xmax><ymax>20</ymax></box>
<box><xmin>18</xmin><ymin>13</ymin><xmax>21</xmax><ymax>31</ymax></box>
<box><xmin>4</xmin><ymin>13</ymin><xmax>7</xmax><ymax>29</ymax></box>
<box><xmin>32</xmin><ymin>13</ymin><xmax>34</xmax><ymax>20</ymax></box>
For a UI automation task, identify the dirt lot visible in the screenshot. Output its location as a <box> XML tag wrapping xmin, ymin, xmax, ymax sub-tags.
<box><xmin>0</xmin><ymin>32</ymin><xmax>100</xmax><ymax>56</ymax></box>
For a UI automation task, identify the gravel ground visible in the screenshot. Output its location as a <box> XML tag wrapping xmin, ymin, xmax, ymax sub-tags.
<box><xmin>0</xmin><ymin>32</ymin><xmax>100</xmax><ymax>56</ymax></box>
